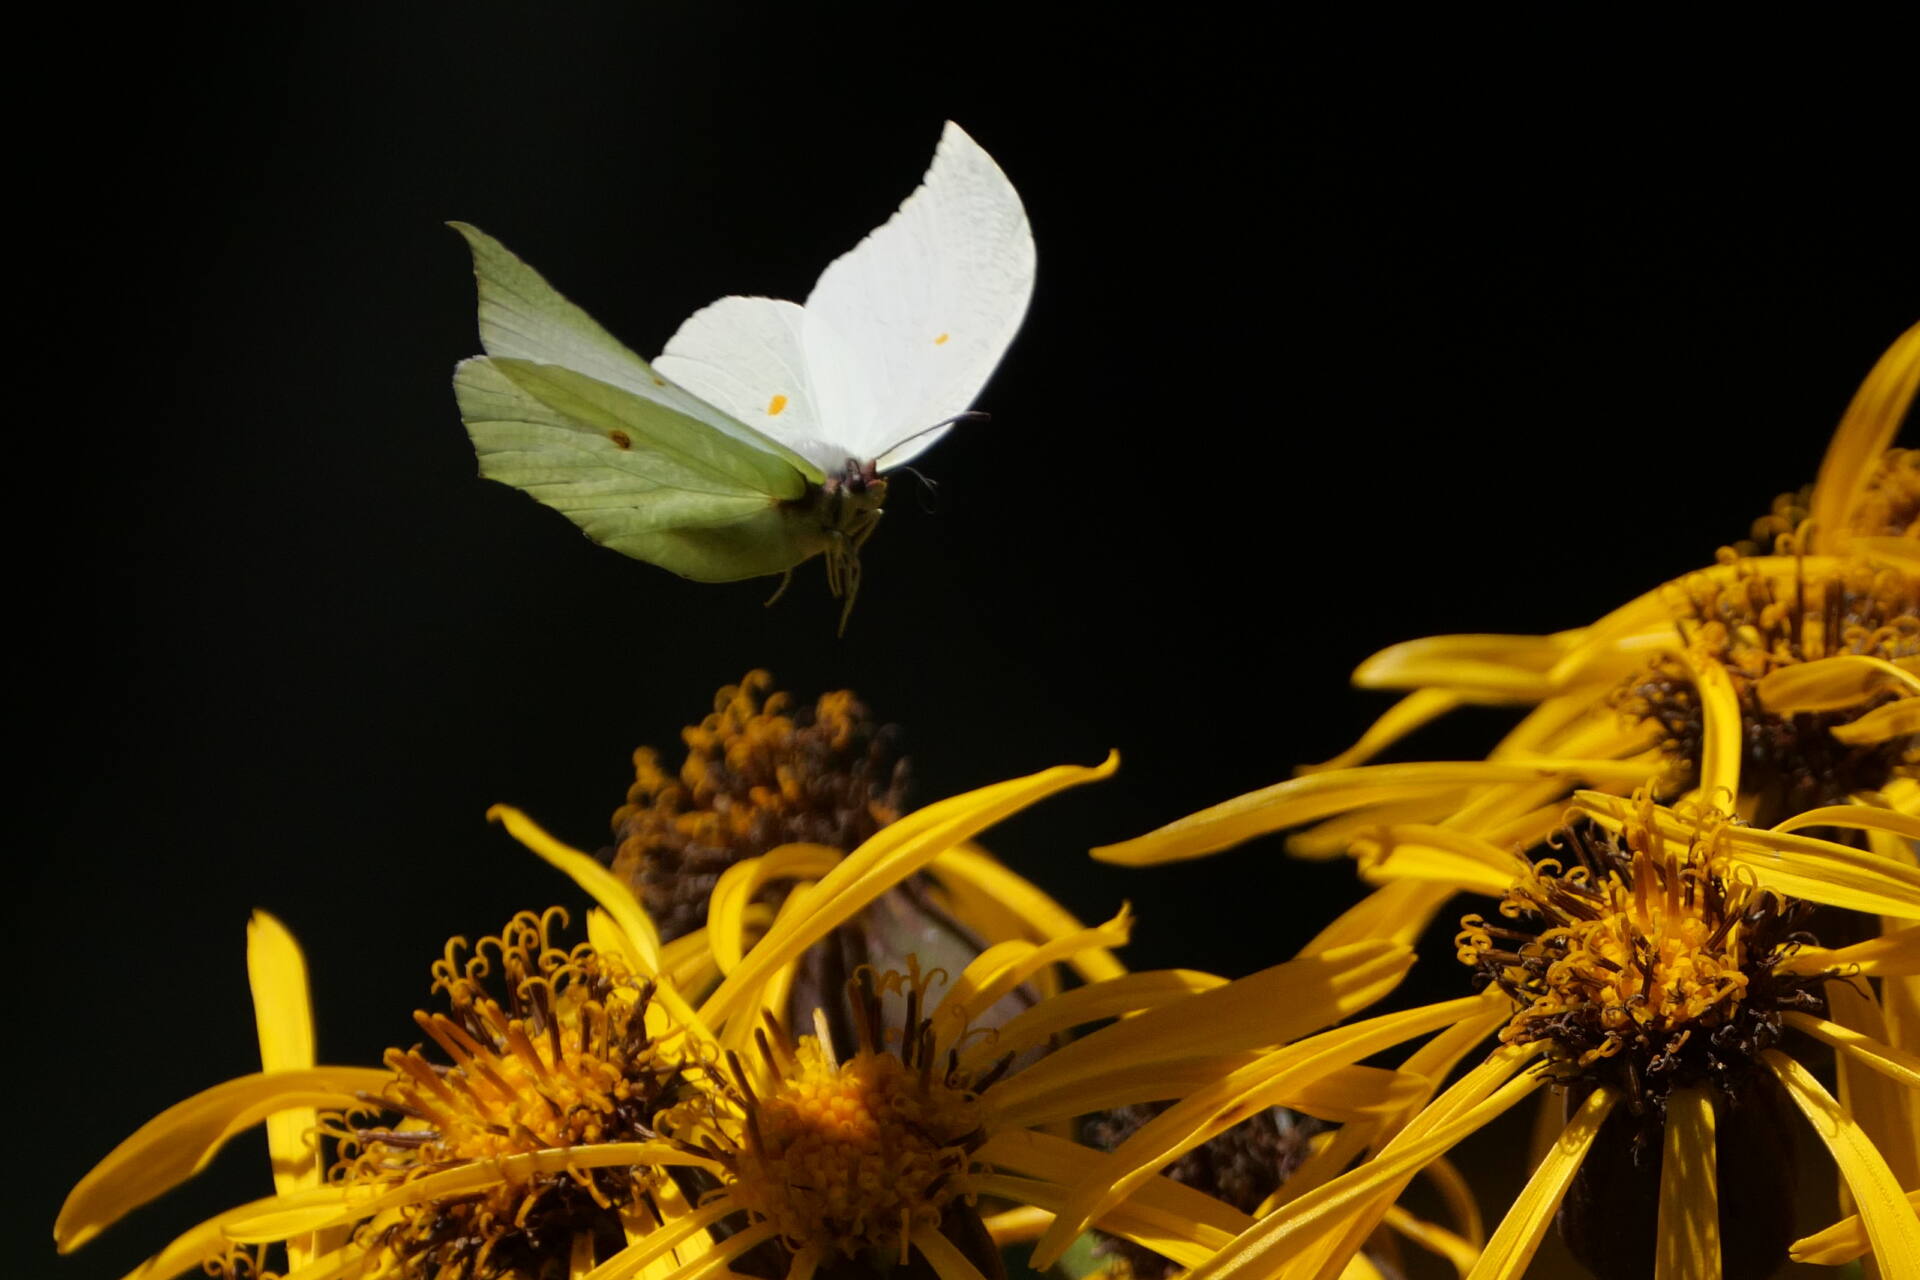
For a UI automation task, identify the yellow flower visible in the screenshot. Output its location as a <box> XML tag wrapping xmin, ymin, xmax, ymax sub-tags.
<box><xmin>59</xmin><ymin>755</ymin><xmax>1422</xmax><ymax>1279</ymax></box>
<box><xmin>1094</xmin><ymin>321</ymin><xmax>1920</xmax><ymax>950</ymax></box>
<box><xmin>1174</xmin><ymin>795</ymin><xmax>1920</xmax><ymax>1280</ymax></box>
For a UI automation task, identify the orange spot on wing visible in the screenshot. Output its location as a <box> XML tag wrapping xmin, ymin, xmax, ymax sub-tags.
<box><xmin>933</xmin><ymin>332</ymin><xmax>950</xmax><ymax>345</ymax></box>
<box><xmin>652</xmin><ymin>376</ymin><xmax>666</xmax><ymax>386</ymax></box>
<box><xmin>768</xmin><ymin>394</ymin><xmax>789</xmax><ymax>416</ymax></box>
<box><xmin>608</xmin><ymin>430</ymin><xmax>632</xmax><ymax>450</ymax></box>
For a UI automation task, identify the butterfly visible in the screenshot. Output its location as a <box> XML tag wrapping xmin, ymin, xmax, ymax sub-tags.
<box><xmin>451</xmin><ymin>121</ymin><xmax>1035</xmax><ymax>631</ymax></box>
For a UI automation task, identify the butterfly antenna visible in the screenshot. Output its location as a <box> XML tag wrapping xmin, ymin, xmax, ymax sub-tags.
<box><xmin>891</xmin><ymin>466</ymin><xmax>942</xmax><ymax>513</ymax></box>
<box><xmin>878</xmin><ymin>410</ymin><xmax>989</xmax><ymax>460</ymax></box>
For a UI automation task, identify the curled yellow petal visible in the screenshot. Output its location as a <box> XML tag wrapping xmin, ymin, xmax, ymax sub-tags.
<box><xmin>961</xmin><ymin>968</ymin><xmax>1228</xmax><ymax>1070</ymax></box>
<box><xmin>1808</xmin><ymin>320</ymin><xmax>1920</xmax><ymax>553</ymax></box>
<box><xmin>1350</xmin><ymin>632</ymin><xmax>1576</xmax><ymax>695</ymax></box>
<box><xmin>489</xmin><ymin>804</ymin><xmax>663</xmax><ymax>974</ymax></box>
<box><xmin>700</xmin><ymin>755</ymin><xmax>1118</xmax><ymax>1030</ymax></box>
<box><xmin>1765</xmin><ymin>1050</ymin><xmax>1920</xmax><ymax>1272</ymax></box>
<box><xmin>1778</xmin><ymin>923</ymin><xmax>1920</xmax><ymax>977</ymax></box>
<box><xmin>1681</xmin><ymin>652</ymin><xmax>1741</xmax><ymax>806</ymax></box>
<box><xmin>987</xmin><ymin>941</ymin><xmax>1413</xmax><ymax>1130</ymax></box>
<box><xmin>1758</xmin><ymin>653</ymin><xmax>1920</xmax><ymax>712</ymax></box>
<box><xmin>1654</xmin><ymin>1086</ymin><xmax>1719</xmax><ymax>1280</ymax></box>
<box><xmin>1831</xmin><ymin>697</ymin><xmax>1920</xmax><ymax>745</ymax></box>
<box><xmin>1468</xmin><ymin>1086</ymin><xmax>1614</xmax><ymax>1280</ymax></box>
<box><xmin>1297</xmin><ymin>688</ymin><xmax>1466</xmax><ymax>773</ymax></box>
<box><xmin>1095</xmin><ymin>762</ymin><xmax>1596</xmax><ymax>867</ymax></box>
<box><xmin>1795</xmin><ymin>1191</ymin><xmax>1920</xmax><ymax>1265</ymax></box>
<box><xmin>930</xmin><ymin>843</ymin><xmax>1127</xmax><ymax>983</ymax></box>
<box><xmin>56</xmin><ymin>1067</ymin><xmax>393</xmax><ymax>1253</ymax></box>
<box><xmin>705</xmin><ymin>843</ymin><xmax>841</xmax><ymax>975</ymax></box>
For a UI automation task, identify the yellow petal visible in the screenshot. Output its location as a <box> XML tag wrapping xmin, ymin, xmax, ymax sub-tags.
<box><xmin>489</xmin><ymin>805</ymin><xmax>663</xmax><ymax>973</ymax></box>
<box><xmin>1025</xmin><ymin>995</ymin><xmax>1482</xmax><ymax>1269</ymax></box>
<box><xmin>1294</xmin><ymin>880</ymin><xmax>1458</xmax><ymax>953</ymax></box>
<box><xmin>1187</xmin><ymin>1055</ymin><xmax>1545</xmax><ymax>1280</ymax></box>
<box><xmin>1773</xmin><ymin>805</ymin><xmax>1920</xmax><ymax>842</ymax></box>
<box><xmin>700</xmin><ymin>755</ymin><xmax>1117</xmax><ymax>1029</ymax></box>
<box><xmin>1382</xmin><ymin>1204</ymin><xmax>1478</xmax><ymax>1278</ymax></box>
<box><xmin>934</xmin><ymin>907</ymin><xmax>1133</xmax><ymax>1055</ymax></box>
<box><xmin>911</xmin><ymin>1225</ymin><xmax>988</xmax><ymax>1280</ymax></box>
<box><xmin>1831</xmin><ymin>697</ymin><xmax>1920</xmax><ymax>746</ymax></box>
<box><xmin>987</xmin><ymin>941</ymin><xmax>1413</xmax><ymax>1129</ymax></box>
<box><xmin>581</xmin><ymin>1199</ymin><xmax>733</xmax><ymax>1280</ymax></box>
<box><xmin>1654</xmin><ymin>1086</ymin><xmax>1720</xmax><ymax>1280</ymax></box>
<box><xmin>55</xmin><ymin>1067</ymin><xmax>392</xmax><ymax>1253</ymax></box>
<box><xmin>1778</xmin><ymin>924</ymin><xmax>1920</xmax><ymax>977</ymax></box>
<box><xmin>973</xmin><ymin>1172</ymin><xmax>1235</xmax><ymax>1270</ymax></box>
<box><xmin>1422</xmin><ymin>1155</ymin><xmax>1486</xmax><ymax>1250</ymax></box>
<box><xmin>1350</xmin><ymin>632</ymin><xmax>1576</xmax><ymax>695</ymax></box>
<box><xmin>960</xmin><ymin>968</ymin><xmax>1228</xmax><ymax>1071</ymax></box>
<box><xmin>705</xmin><ymin>843</ymin><xmax>841</xmax><ymax>974</ymax></box>
<box><xmin>1821</xmin><ymin>982</ymin><xmax>1920</xmax><ymax>1199</ymax></box>
<box><xmin>225</xmin><ymin>1141</ymin><xmax>723</xmax><ymax>1240</ymax></box>
<box><xmin>1468</xmin><ymin>1087</ymin><xmax>1614</xmax><ymax>1280</ymax></box>
<box><xmin>1355</xmin><ymin>824</ymin><xmax>1530</xmax><ymax>898</ymax></box>
<box><xmin>246</xmin><ymin>912</ymin><xmax>323</xmax><ymax>1268</ymax></box>
<box><xmin>1765</xmin><ymin>1050</ymin><xmax>1920</xmax><ymax>1271</ymax></box>
<box><xmin>981</xmin><ymin>1205</ymin><xmax>1053</xmax><ymax>1247</ymax></box>
<box><xmin>1758</xmin><ymin>654</ymin><xmax>1920</xmax><ymax>712</ymax></box>
<box><xmin>1808</xmin><ymin>320</ymin><xmax>1920</xmax><ymax>553</ymax></box>
<box><xmin>1783</xmin><ymin>1011</ymin><xmax>1920</xmax><ymax>1089</ymax></box>
<box><xmin>1681</xmin><ymin>652</ymin><xmax>1742</xmax><ymax>806</ymax></box>
<box><xmin>1573</xmin><ymin>791</ymin><xmax>1920</xmax><ymax>918</ymax></box>
<box><xmin>1297</xmin><ymin>688</ymin><xmax>1466</xmax><ymax>773</ymax></box>
<box><xmin>1094</xmin><ymin>762</ymin><xmax>1596</xmax><ymax>867</ymax></box>
<box><xmin>929</xmin><ymin>843</ymin><xmax>1127</xmax><ymax>983</ymax></box>
<box><xmin>1795</xmin><ymin>1192</ymin><xmax>1920</xmax><ymax>1265</ymax></box>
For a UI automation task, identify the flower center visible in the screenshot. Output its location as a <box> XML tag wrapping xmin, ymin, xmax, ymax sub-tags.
<box><xmin>703</xmin><ymin>966</ymin><xmax>989</xmax><ymax>1262</ymax></box>
<box><xmin>1612</xmin><ymin>557</ymin><xmax>1919</xmax><ymax>816</ymax></box>
<box><xmin>1458</xmin><ymin>808</ymin><xmax>1825</xmax><ymax>1108</ymax></box>
<box><xmin>336</xmin><ymin>910</ymin><xmax>680</xmax><ymax>1274</ymax></box>
<box><xmin>611</xmin><ymin>671</ymin><xmax>909</xmax><ymax>939</ymax></box>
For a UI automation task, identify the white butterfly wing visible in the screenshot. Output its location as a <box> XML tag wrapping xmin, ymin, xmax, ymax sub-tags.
<box><xmin>802</xmin><ymin>121</ymin><xmax>1036</xmax><ymax>470</ymax></box>
<box><xmin>653</xmin><ymin>296</ymin><xmax>841</xmax><ymax>475</ymax></box>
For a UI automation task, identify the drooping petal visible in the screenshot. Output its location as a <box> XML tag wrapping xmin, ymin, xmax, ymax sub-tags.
<box><xmin>1353</xmin><ymin>824</ymin><xmax>1532</xmax><ymax>897</ymax></box>
<box><xmin>1764</xmin><ymin>1050</ymin><xmax>1920</xmax><ymax>1272</ymax></box>
<box><xmin>1772</xmin><ymin>805</ymin><xmax>1920</xmax><ymax>842</ymax></box>
<box><xmin>1468</xmin><ymin>1086</ymin><xmax>1614</xmax><ymax>1280</ymax></box>
<box><xmin>1381</xmin><ymin>1204</ymin><xmax>1478</xmax><ymax>1277</ymax></box>
<box><xmin>1349</xmin><ymin>632</ymin><xmax>1577</xmax><ymax>696</ymax></box>
<box><xmin>1654</xmin><ymin>1085</ymin><xmax>1720</xmax><ymax>1280</ymax></box>
<box><xmin>55</xmin><ymin>1067</ymin><xmax>393</xmax><ymax>1253</ymax></box>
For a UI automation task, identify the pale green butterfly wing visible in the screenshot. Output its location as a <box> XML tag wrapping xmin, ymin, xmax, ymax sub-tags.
<box><xmin>454</xmin><ymin>355</ymin><xmax>832</xmax><ymax>582</ymax></box>
<box><xmin>451</xmin><ymin>221</ymin><xmax>826</xmax><ymax>485</ymax></box>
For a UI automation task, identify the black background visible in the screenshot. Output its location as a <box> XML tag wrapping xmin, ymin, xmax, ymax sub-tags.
<box><xmin>19</xmin><ymin>9</ymin><xmax>1917</xmax><ymax>1277</ymax></box>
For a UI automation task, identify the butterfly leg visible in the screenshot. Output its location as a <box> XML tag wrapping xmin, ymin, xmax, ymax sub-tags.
<box><xmin>764</xmin><ymin>569</ymin><xmax>796</xmax><ymax>608</ymax></box>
